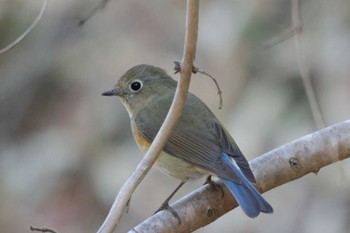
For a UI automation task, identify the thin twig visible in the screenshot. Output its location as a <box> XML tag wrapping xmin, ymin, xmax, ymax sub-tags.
<box><xmin>174</xmin><ymin>61</ymin><xmax>223</xmax><ymax>109</ymax></box>
<box><xmin>132</xmin><ymin>119</ymin><xmax>350</xmax><ymax>232</ymax></box>
<box><xmin>79</xmin><ymin>0</ymin><xmax>110</xmax><ymax>26</ymax></box>
<box><xmin>29</xmin><ymin>226</ymin><xmax>57</xmax><ymax>233</ymax></box>
<box><xmin>96</xmin><ymin>1</ymin><xmax>199</xmax><ymax>233</ymax></box>
<box><xmin>264</xmin><ymin>24</ymin><xmax>303</xmax><ymax>49</ymax></box>
<box><xmin>194</xmin><ymin>69</ymin><xmax>223</xmax><ymax>110</ymax></box>
<box><xmin>0</xmin><ymin>0</ymin><xmax>47</xmax><ymax>54</ymax></box>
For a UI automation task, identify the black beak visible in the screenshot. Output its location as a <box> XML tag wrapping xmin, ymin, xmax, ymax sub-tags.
<box><xmin>102</xmin><ymin>88</ymin><xmax>120</xmax><ymax>96</ymax></box>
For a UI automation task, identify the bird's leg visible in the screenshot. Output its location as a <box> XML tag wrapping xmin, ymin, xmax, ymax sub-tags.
<box><xmin>204</xmin><ymin>175</ymin><xmax>224</xmax><ymax>198</ymax></box>
<box><xmin>154</xmin><ymin>181</ymin><xmax>186</xmax><ymax>224</ymax></box>
<box><xmin>126</xmin><ymin>198</ymin><xmax>131</xmax><ymax>213</ymax></box>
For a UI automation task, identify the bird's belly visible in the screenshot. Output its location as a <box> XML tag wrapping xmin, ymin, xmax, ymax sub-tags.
<box><xmin>156</xmin><ymin>151</ymin><xmax>208</xmax><ymax>181</ymax></box>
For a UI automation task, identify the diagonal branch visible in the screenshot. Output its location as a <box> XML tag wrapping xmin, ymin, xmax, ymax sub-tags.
<box><xmin>96</xmin><ymin>1</ymin><xmax>199</xmax><ymax>232</ymax></box>
<box><xmin>131</xmin><ymin>119</ymin><xmax>350</xmax><ymax>233</ymax></box>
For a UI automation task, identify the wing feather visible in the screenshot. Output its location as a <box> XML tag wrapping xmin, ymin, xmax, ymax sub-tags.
<box><xmin>134</xmin><ymin>93</ymin><xmax>255</xmax><ymax>184</ymax></box>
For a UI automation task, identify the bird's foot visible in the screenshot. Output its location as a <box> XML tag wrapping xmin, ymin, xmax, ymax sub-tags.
<box><xmin>154</xmin><ymin>202</ymin><xmax>181</xmax><ymax>224</ymax></box>
<box><xmin>204</xmin><ymin>176</ymin><xmax>224</xmax><ymax>198</ymax></box>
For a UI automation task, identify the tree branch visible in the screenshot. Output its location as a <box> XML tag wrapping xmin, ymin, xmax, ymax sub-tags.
<box><xmin>131</xmin><ymin>119</ymin><xmax>350</xmax><ymax>233</ymax></box>
<box><xmin>96</xmin><ymin>1</ymin><xmax>199</xmax><ymax>232</ymax></box>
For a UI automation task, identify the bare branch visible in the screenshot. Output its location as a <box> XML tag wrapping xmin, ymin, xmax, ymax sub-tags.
<box><xmin>96</xmin><ymin>1</ymin><xmax>199</xmax><ymax>233</ymax></box>
<box><xmin>132</xmin><ymin>119</ymin><xmax>350</xmax><ymax>233</ymax></box>
<box><xmin>0</xmin><ymin>0</ymin><xmax>47</xmax><ymax>54</ymax></box>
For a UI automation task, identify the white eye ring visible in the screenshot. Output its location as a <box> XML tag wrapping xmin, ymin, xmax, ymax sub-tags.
<box><xmin>129</xmin><ymin>80</ymin><xmax>143</xmax><ymax>92</ymax></box>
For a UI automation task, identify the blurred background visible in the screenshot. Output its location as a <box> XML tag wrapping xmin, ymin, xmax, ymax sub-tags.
<box><xmin>1</xmin><ymin>0</ymin><xmax>350</xmax><ymax>232</ymax></box>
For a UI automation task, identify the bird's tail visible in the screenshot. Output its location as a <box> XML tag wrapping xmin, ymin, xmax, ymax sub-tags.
<box><xmin>221</xmin><ymin>153</ymin><xmax>273</xmax><ymax>218</ymax></box>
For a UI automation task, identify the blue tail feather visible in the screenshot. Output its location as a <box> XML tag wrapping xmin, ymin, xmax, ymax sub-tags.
<box><xmin>221</xmin><ymin>153</ymin><xmax>273</xmax><ymax>218</ymax></box>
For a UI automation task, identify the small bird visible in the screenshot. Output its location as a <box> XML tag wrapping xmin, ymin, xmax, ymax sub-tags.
<box><xmin>102</xmin><ymin>64</ymin><xmax>273</xmax><ymax>218</ymax></box>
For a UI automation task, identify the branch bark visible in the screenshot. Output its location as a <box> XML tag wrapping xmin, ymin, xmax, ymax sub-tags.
<box><xmin>96</xmin><ymin>1</ymin><xmax>199</xmax><ymax>232</ymax></box>
<box><xmin>131</xmin><ymin>119</ymin><xmax>350</xmax><ymax>233</ymax></box>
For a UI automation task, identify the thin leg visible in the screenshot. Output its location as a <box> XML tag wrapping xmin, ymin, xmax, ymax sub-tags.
<box><xmin>204</xmin><ymin>175</ymin><xmax>224</xmax><ymax>198</ymax></box>
<box><xmin>126</xmin><ymin>198</ymin><xmax>131</xmax><ymax>213</ymax></box>
<box><xmin>154</xmin><ymin>181</ymin><xmax>186</xmax><ymax>224</ymax></box>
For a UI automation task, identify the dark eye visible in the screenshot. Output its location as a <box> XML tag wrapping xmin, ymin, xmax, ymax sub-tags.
<box><xmin>129</xmin><ymin>80</ymin><xmax>143</xmax><ymax>92</ymax></box>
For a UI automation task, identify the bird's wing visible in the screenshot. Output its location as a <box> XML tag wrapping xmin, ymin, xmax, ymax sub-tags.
<box><xmin>137</xmin><ymin>119</ymin><xmax>241</xmax><ymax>183</ymax></box>
<box><xmin>134</xmin><ymin>93</ymin><xmax>255</xmax><ymax>183</ymax></box>
<box><xmin>212</xmin><ymin>122</ymin><xmax>256</xmax><ymax>183</ymax></box>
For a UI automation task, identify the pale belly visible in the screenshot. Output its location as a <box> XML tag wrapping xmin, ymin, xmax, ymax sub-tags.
<box><xmin>156</xmin><ymin>151</ymin><xmax>208</xmax><ymax>181</ymax></box>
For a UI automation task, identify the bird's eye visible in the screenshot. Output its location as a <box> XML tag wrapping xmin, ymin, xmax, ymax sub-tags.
<box><xmin>129</xmin><ymin>80</ymin><xmax>143</xmax><ymax>92</ymax></box>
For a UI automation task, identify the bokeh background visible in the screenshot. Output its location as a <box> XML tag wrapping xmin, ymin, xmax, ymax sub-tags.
<box><xmin>1</xmin><ymin>0</ymin><xmax>350</xmax><ymax>232</ymax></box>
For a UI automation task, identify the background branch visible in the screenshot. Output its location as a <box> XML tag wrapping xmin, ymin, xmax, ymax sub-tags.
<box><xmin>0</xmin><ymin>0</ymin><xmax>47</xmax><ymax>54</ymax></box>
<box><xmin>132</xmin><ymin>119</ymin><xmax>350</xmax><ymax>233</ymax></box>
<box><xmin>291</xmin><ymin>0</ymin><xmax>326</xmax><ymax>129</ymax></box>
<box><xmin>79</xmin><ymin>0</ymin><xmax>111</xmax><ymax>25</ymax></box>
<box><xmin>291</xmin><ymin>3</ymin><xmax>346</xmax><ymax>229</ymax></box>
<box><xmin>96</xmin><ymin>1</ymin><xmax>199</xmax><ymax>232</ymax></box>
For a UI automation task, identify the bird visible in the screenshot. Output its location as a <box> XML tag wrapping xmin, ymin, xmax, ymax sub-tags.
<box><xmin>102</xmin><ymin>64</ymin><xmax>273</xmax><ymax>218</ymax></box>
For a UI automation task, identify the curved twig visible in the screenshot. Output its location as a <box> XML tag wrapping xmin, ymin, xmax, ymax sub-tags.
<box><xmin>0</xmin><ymin>0</ymin><xmax>47</xmax><ymax>54</ymax></box>
<box><xmin>174</xmin><ymin>61</ymin><xmax>223</xmax><ymax>109</ymax></box>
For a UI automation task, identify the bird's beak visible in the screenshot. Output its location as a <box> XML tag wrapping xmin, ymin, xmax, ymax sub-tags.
<box><xmin>102</xmin><ymin>88</ymin><xmax>122</xmax><ymax>96</ymax></box>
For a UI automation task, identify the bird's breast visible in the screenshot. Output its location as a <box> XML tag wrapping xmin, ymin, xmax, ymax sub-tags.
<box><xmin>131</xmin><ymin>120</ymin><xmax>151</xmax><ymax>153</ymax></box>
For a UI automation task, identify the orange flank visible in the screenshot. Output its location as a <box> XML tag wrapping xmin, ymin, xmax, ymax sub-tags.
<box><xmin>131</xmin><ymin>121</ymin><xmax>151</xmax><ymax>153</ymax></box>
